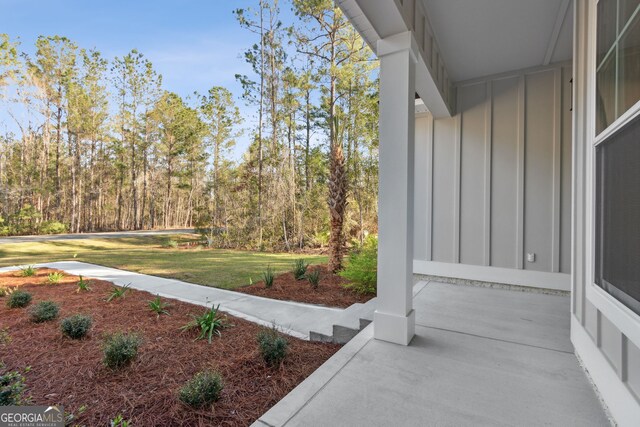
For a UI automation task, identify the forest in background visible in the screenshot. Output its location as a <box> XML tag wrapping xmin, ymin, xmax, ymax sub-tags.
<box><xmin>0</xmin><ymin>0</ymin><xmax>379</xmax><ymax>271</ymax></box>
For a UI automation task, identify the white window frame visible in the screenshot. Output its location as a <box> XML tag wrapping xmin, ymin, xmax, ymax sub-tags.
<box><xmin>587</xmin><ymin>0</ymin><xmax>640</xmax><ymax>347</ymax></box>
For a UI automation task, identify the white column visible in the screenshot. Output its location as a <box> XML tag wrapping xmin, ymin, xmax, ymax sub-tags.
<box><xmin>374</xmin><ymin>32</ymin><xmax>417</xmax><ymax>346</ymax></box>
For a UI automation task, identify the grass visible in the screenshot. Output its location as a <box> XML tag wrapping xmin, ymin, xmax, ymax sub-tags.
<box><xmin>0</xmin><ymin>235</ymin><xmax>327</xmax><ymax>290</ymax></box>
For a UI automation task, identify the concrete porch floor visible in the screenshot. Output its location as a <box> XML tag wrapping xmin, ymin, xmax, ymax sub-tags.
<box><xmin>254</xmin><ymin>282</ymin><xmax>611</xmax><ymax>426</ymax></box>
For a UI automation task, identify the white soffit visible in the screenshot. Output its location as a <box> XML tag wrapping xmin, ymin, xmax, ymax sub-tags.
<box><xmin>423</xmin><ymin>0</ymin><xmax>574</xmax><ymax>82</ymax></box>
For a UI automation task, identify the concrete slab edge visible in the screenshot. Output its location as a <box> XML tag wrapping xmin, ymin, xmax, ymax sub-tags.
<box><xmin>53</xmin><ymin>261</ymin><xmax>343</xmax><ymax>312</ymax></box>
<box><xmin>414</xmin><ymin>273</ymin><xmax>570</xmax><ymax>296</ymax></box>
<box><xmin>253</xmin><ymin>324</ymin><xmax>374</xmax><ymax>427</ymax></box>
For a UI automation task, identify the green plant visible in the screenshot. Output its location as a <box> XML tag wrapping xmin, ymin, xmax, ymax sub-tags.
<box><xmin>47</xmin><ymin>271</ymin><xmax>64</xmax><ymax>284</ymax></box>
<box><xmin>6</xmin><ymin>290</ymin><xmax>32</xmax><ymax>308</ymax></box>
<box><xmin>0</xmin><ymin>367</ymin><xmax>28</xmax><ymax>406</ymax></box>
<box><xmin>148</xmin><ymin>296</ymin><xmax>170</xmax><ymax>316</ymax></box>
<box><xmin>257</xmin><ymin>325</ymin><xmax>289</xmax><ymax>367</ymax></box>
<box><xmin>311</xmin><ymin>230</ymin><xmax>330</xmax><ymax>248</ymax></box>
<box><xmin>0</xmin><ymin>288</ymin><xmax>6</xmax><ymax>297</ymax></box>
<box><xmin>0</xmin><ymin>220</ymin><xmax>8</xmax><ymax>236</ymax></box>
<box><xmin>339</xmin><ymin>236</ymin><xmax>378</xmax><ymax>294</ymax></box>
<box><xmin>29</xmin><ymin>301</ymin><xmax>60</xmax><ymax>323</ymax></box>
<box><xmin>161</xmin><ymin>237</ymin><xmax>178</xmax><ymax>248</ymax></box>
<box><xmin>292</xmin><ymin>259</ymin><xmax>308</xmax><ymax>280</ymax></box>
<box><xmin>181</xmin><ymin>304</ymin><xmax>228</xmax><ymax>344</ymax></box>
<box><xmin>262</xmin><ymin>266</ymin><xmax>275</xmax><ymax>289</ymax></box>
<box><xmin>102</xmin><ymin>332</ymin><xmax>141</xmax><ymax>369</ymax></box>
<box><xmin>110</xmin><ymin>414</ymin><xmax>131</xmax><ymax>427</ymax></box>
<box><xmin>60</xmin><ymin>314</ymin><xmax>92</xmax><ymax>339</ymax></box>
<box><xmin>39</xmin><ymin>220</ymin><xmax>67</xmax><ymax>235</ymax></box>
<box><xmin>178</xmin><ymin>370</ymin><xmax>224</xmax><ymax>408</ymax></box>
<box><xmin>307</xmin><ymin>269</ymin><xmax>321</xmax><ymax>289</ymax></box>
<box><xmin>76</xmin><ymin>275</ymin><xmax>92</xmax><ymax>292</ymax></box>
<box><xmin>65</xmin><ymin>405</ymin><xmax>87</xmax><ymax>426</ymax></box>
<box><xmin>106</xmin><ymin>284</ymin><xmax>131</xmax><ymax>302</ymax></box>
<box><xmin>19</xmin><ymin>265</ymin><xmax>36</xmax><ymax>277</ymax></box>
<box><xmin>0</xmin><ymin>328</ymin><xmax>11</xmax><ymax>345</ymax></box>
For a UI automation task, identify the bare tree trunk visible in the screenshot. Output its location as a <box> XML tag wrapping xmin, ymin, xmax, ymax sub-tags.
<box><xmin>54</xmin><ymin>87</ymin><xmax>63</xmax><ymax>217</ymax></box>
<box><xmin>69</xmin><ymin>131</ymin><xmax>78</xmax><ymax>232</ymax></box>
<box><xmin>256</xmin><ymin>0</ymin><xmax>265</xmax><ymax>249</ymax></box>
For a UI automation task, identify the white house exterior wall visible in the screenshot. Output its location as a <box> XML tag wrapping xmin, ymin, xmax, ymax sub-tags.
<box><xmin>413</xmin><ymin>63</ymin><xmax>573</xmax><ymax>291</ymax></box>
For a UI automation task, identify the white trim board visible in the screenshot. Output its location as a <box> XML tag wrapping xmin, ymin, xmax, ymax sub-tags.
<box><xmin>414</xmin><ymin>260</ymin><xmax>570</xmax><ymax>291</ymax></box>
<box><xmin>571</xmin><ymin>315</ymin><xmax>637</xmax><ymax>426</ymax></box>
<box><xmin>587</xmin><ymin>282</ymin><xmax>640</xmax><ymax>349</ymax></box>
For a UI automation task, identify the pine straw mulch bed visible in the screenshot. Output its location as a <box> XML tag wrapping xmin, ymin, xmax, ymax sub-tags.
<box><xmin>0</xmin><ymin>268</ymin><xmax>340</xmax><ymax>426</ymax></box>
<box><xmin>235</xmin><ymin>265</ymin><xmax>375</xmax><ymax>309</ymax></box>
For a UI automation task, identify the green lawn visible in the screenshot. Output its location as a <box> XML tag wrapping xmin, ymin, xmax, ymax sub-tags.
<box><xmin>0</xmin><ymin>235</ymin><xmax>327</xmax><ymax>289</ymax></box>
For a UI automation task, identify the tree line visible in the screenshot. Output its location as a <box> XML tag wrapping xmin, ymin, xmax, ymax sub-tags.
<box><xmin>0</xmin><ymin>0</ymin><xmax>379</xmax><ymax>271</ymax></box>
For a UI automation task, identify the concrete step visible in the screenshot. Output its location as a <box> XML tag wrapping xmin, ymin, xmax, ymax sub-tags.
<box><xmin>308</xmin><ymin>282</ymin><xmax>428</xmax><ymax>344</ymax></box>
<box><xmin>309</xmin><ymin>299</ymin><xmax>377</xmax><ymax>344</ymax></box>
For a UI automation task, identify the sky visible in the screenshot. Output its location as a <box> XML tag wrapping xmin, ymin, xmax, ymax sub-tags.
<box><xmin>0</xmin><ymin>0</ymin><xmax>299</xmax><ymax>159</ymax></box>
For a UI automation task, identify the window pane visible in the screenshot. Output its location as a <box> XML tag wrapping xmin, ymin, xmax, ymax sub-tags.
<box><xmin>597</xmin><ymin>52</ymin><xmax>617</xmax><ymax>134</ymax></box>
<box><xmin>596</xmin><ymin>115</ymin><xmax>640</xmax><ymax>316</ymax></box>
<box><xmin>618</xmin><ymin>12</ymin><xmax>640</xmax><ymax>115</ymax></box>
<box><xmin>598</xmin><ymin>0</ymin><xmax>618</xmax><ymax>65</ymax></box>
<box><xmin>619</xmin><ymin>0</ymin><xmax>640</xmax><ymax>30</ymax></box>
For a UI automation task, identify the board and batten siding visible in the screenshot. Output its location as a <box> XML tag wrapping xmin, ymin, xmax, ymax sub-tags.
<box><xmin>413</xmin><ymin>63</ymin><xmax>572</xmax><ymax>291</ymax></box>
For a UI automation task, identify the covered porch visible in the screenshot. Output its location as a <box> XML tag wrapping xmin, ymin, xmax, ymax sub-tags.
<box><xmin>253</xmin><ymin>0</ymin><xmax>640</xmax><ymax>425</ymax></box>
<box><xmin>253</xmin><ymin>281</ymin><xmax>610</xmax><ymax>426</ymax></box>
<box><xmin>257</xmin><ymin>0</ymin><xmax>627</xmax><ymax>425</ymax></box>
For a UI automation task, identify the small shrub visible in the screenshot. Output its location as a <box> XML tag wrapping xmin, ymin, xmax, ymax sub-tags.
<box><xmin>102</xmin><ymin>332</ymin><xmax>141</xmax><ymax>369</ymax></box>
<box><xmin>0</xmin><ymin>328</ymin><xmax>11</xmax><ymax>345</ymax></box>
<box><xmin>257</xmin><ymin>325</ymin><xmax>289</xmax><ymax>367</ymax></box>
<box><xmin>148</xmin><ymin>296</ymin><xmax>170</xmax><ymax>316</ymax></box>
<box><xmin>179</xmin><ymin>370</ymin><xmax>224</xmax><ymax>408</ymax></box>
<box><xmin>76</xmin><ymin>275</ymin><xmax>92</xmax><ymax>292</ymax></box>
<box><xmin>60</xmin><ymin>315</ymin><xmax>92</xmax><ymax>339</ymax></box>
<box><xmin>181</xmin><ymin>304</ymin><xmax>228</xmax><ymax>344</ymax></box>
<box><xmin>47</xmin><ymin>271</ymin><xmax>64</xmax><ymax>284</ymax></box>
<box><xmin>39</xmin><ymin>220</ymin><xmax>67</xmax><ymax>235</ymax></box>
<box><xmin>29</xmin><ymin>301</ymin><xmax>60</xmax><ymax>323</ymax></box>
<box><xmin>339</xmin><ymin>236</ymin><xmax>378</xmax><ymax>294</ymax></box>
<box><xmin>307</xmin><ymin>269</ymin><xmax>321</xmax><ymax>289</ymax></box>
<box><xmin>6</xmin><ymin>290</ymin><xmax>32</xmax><ymax>308</ymax></box>
<box><xmin>106</xmin><ymin>284</ymin><xmax>131</xmax><ymax>302</ymax></box>
<box><xmin>161</xmin><ymin>237</ymin><xmax>178</xmax><ymax>248</ymax></box>
<box><xmin>311</xmin><ymin>230</ymin><xmax>330</xmax><ymax>248</ymax></box>
<box><xmin>66</xmin><ymin>405</ymin><xmax>87</xmax><ymax>425</ymax></box>
<box><xmin>0</xmin><ymin>367</ymin><xmax>28</xmax><ymax>406</ymax></box>
<box><xmin>293</xmin><ymin>259</ymin><xmax>308</xmax><ymax>280</ymax></box>
<box><xmin>262</xmin><ymin>266</ymin><xmax>275</xmax><ymax>289</ymax></box>
<box><xmin>110</xmin><ymin>414</ymin><xmax>132</xmax><ymax>427</ymax></box>
<box><xmin>19</xmin><ymin>265</ymin><xmax>36</xmax><ymax>277</ymax></box>
<box><xmin>0</xmin><ymin>288</ymin><xmax>6</xmax><ymax>297</ymax></box>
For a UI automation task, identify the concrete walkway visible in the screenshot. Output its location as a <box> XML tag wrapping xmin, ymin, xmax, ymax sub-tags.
<box><xmin>254</xmin><ymin>281</ymin><xmax>611</xmax><ymax>427</ymax></box>
<box><xmin>0</xmin><ymin>261</ymin><xmax>343</xmax><ymax>340</ymax></box>
<box><xmin>0</xmin><ymin>229</ymin><xmax>195</xmax><ymax>244</ymax></box>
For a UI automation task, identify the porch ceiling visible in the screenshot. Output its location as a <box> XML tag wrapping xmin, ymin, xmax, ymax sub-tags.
<box><xmin>423</xmin><ymin>0</ymin><xmax>573</xmax><ymax>82</ymax></box>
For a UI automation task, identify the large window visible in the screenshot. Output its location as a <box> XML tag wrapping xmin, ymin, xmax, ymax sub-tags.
<box><xmin>595</xmin><ymin>0</ymin><xmax>640</xmax><ymax>315</ymax></box>
<box><xmin>595</xmin><ymin>115</ymin><xmax>640</xmax><ymax>315</ymax></box>
<box><xmin>596</xmin><ymin>0</ymin><xmax>640</xmax><ymax>134</ymax></box>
